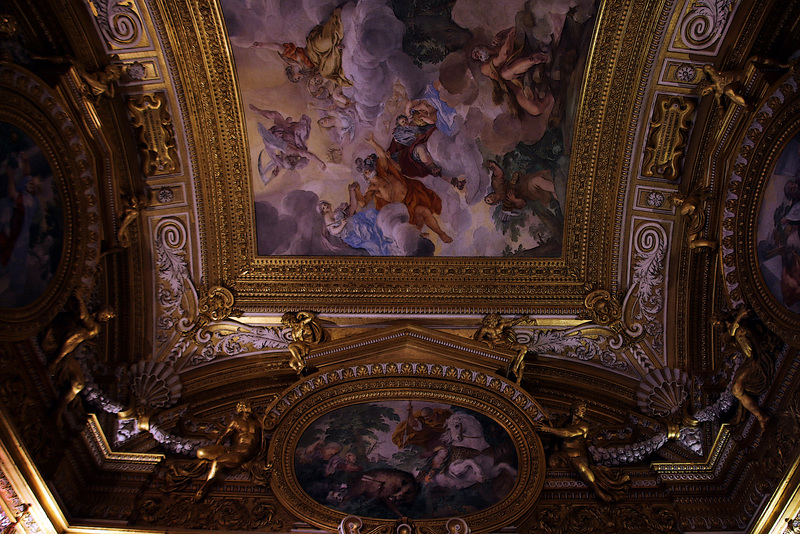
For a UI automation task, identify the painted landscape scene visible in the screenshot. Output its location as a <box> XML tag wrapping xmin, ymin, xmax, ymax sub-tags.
<box><xmin>221</xmin><ymin>0</ymin><xmax>596</xmax><ymax>257</ymax></box>
<box><xmin>294</xmin><ymin>401</ymin><xmax>518</xmax><ymax>519</ymax></box>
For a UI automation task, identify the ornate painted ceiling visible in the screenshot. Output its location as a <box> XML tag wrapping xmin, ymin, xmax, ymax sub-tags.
<box><xmin>0</xmin><ymin>0</ymin><xmax>799</xmax><ymax>532</ymax></box>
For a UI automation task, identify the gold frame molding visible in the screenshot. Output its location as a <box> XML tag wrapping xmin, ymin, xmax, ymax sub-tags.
<box><xmin>722</xmin><ymin>68</ymin><xmax>800</xmax><ymax>345</ymax></box>
<box><xmin>150</xmin><ymin>0</ymin><xmax>667</xmax><ymax>313</ymax></box>
<box><xmin>266</xmin><ymin>363</ymin><xmax>546</xmax><ymax>533</ymax></box>
<box><xmin>0</xmin><ymin>64</ymin><xmax>100</xmax><ymax>339</ymax></box>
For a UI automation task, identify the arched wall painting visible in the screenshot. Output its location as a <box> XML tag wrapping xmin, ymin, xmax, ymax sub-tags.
<box><xmin>294</xmin><ymin>401</ymin><xmax>518</xmax><ymax>519</ymax></box>
<box><xmin>221</xmin><ymin>0</ymin><xmax>597</xmax><ymax>257</ymax></box>
<box><xmin>0</xmin><ymin>122</ymin><xmax>62</xmax><ymax>308</ymax></box>
<box><xmin>757</xmin><ymin>132</ymin><xmax>800</xmax><ymax>315</ymax></box>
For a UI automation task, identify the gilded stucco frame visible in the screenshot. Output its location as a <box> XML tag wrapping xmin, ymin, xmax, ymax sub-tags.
<box><xmin>0</xmin><ymin>64</ymin><xmax>101</xmax><ymax>339</ymax></box>
<box><xmin>723</xmin><ymin>68</ymin><xmax>800</xmax><ymax>346</ymax></box>
<box><xmin>152</xmin><ymin>0</ymin><xmax>666</xmax><ymax>314</ymax></box>
<box><xmin>266</xmin><ymin>363</ymin><xmax>547</xmax><ymax>533</ymax></box>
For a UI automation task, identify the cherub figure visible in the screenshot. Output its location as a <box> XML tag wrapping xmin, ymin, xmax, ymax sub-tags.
<box><xmin>534</xmin><ymin>401</ymin><xmax>630</xmax><ymax>502</ymax></box>
<box><xmin>44</xmin><ymin>293</ymin><xmax>116</xmax><ymax>426</ymax></box>
<box><xmin>473</xmin><ymin>313</ymin><xmax>533</xmax><ymax>383</ymax></box>
<box><xmin>194</xmin><ymin>400</ymin><xmax>262</xmax><ymax>500</ymax></box>
<box><xmin>670</xmin><ymin>187</ymin><xmax>717</xmax><ymax>250</ymax></box>
<box><xmin>713</xmin><ymin>307</ymin><xmax>773</xmax><ymax>430</ymax></box>
<box><xmin>281</xmin><ymin>311</ymin><xmax>330</xmax><ymax>374</ymax></box>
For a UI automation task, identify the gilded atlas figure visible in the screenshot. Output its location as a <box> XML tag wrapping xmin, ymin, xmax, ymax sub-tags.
<box><xmin>193</xmin><ymin>400</ymin><xmax>263</xmax><ymax>500</ymax></box>
<box><xmin>281</xmin><ymin>311</ymin><xmax>330</xmax><ymax>375</ymax></box>
<box><xmin>42</xmin><ymin>292</ymin><xmax>116</xmax><ymax>427</ymax></box>
<box><xmin>534</xmin><ymin>401</ymin><xmax>630</xmax><ymax>502</ymax></box>
<box><xmin>670</xmin><ymin>187</ymin><xmax>717</xmax><ymax>251</ymax></box>
<box><xmin>473</xmin><ymin>313</ymin><xmax>533</xmax><ymax>383</ymax></box>
<box><xmin>713</xmin><ymin>307</ymin><xmax>774</xmax><ymax>430</ymax></box>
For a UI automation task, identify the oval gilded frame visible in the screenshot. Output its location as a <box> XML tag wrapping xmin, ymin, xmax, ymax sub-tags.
<box><xmin>266</xmin><ymin>363</ymin><xmax>546</xmax><ymax>533</ymax></box>
<box><xmin>722</xmin><ymin>68</ymin><xmax>800</xmax><ymax>345</ymax></box>
<box><xmin>0</xmin><ymin>64</ymin><xmax>100</xmax><ymax>338</ymax></box>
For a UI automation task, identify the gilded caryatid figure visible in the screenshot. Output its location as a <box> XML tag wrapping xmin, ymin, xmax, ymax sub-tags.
<box><xmin>534</xmin><ymin>401</ymin><xmax>630</xmax><ymax>502</ymax></box>
<box><xmin>194</xmin><ymin>400</ymin><xmax>262</xmax><ymax>500</ymax></box>
<box><xmin>117</xmin><ymin>194</ymin><xmax>148</xmax><ymax>248</ymax></box>
<box><xmin>670</xmin><ymin>188</ymin><xmax>717</xmax><ymax>251</ymax></box>
<box><xmin>281</xmin><ymin>311</ymin><xmax>330</xmax><ymax>375</ymax></box>
<box><xmin>713</xmin><ymin>307</ymin><xmax>773</xmax><ymax>430</ymax></box>
<box><xmin>473</xmin><ymin>313</ymin><xmax>533</xmax><ymax>383</ymax></box>
<box><xmin>44</xmin><ymin>293</ymin><xmax>116</xmax><ymax>426</ymax></box>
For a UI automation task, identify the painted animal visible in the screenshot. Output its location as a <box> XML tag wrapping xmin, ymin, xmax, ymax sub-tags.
<box><xmin>339</xmin><ymin>468</ymin><xmax>419</xmax><ymax>518</ymax></box>
<box><xmin>432</xmin><ymin>413</ymin><xmax>517</xmax><ymax>489</ymax></box>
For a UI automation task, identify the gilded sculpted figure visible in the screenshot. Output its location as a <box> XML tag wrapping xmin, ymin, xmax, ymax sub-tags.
<box><xmin>714</xmin><ymin>307</ymin><xmax>773</xmax><ymax>430</ymax></box>
<box><xmin>45</xmin><ymin>293</ymin><xmax>115</xmax><ymax>426</ymax></box>
<box><xmin>75</xmin><ymin>61</ymin><xmax>126</xmax><ymax>99</ymax></box>
<box><xmin>534</xmin><ymin>401</ymin><xmax>630</xmax><ymax>502</ymax></box>
<box><xmin>281</xmin><ymin>311</ymin><xmax>330</xmax><ymax>375</ymax></box>
<box><xmin>194</xmin><ymin>400</ymin><xmax>262</xmax><ymax>500</ymax></box>
<box><xmin>473</xmin><ymin>313</ymin><xmax>532</xmax><ymax>383</ymax></box>
<box><xmin>698</xmin><ymin>57</ymin><xmax>797</xmax><ymax>116</ymax></box>
<box><xmin>117</xmin><ymin>194</ymin><xmax>148</xmax><ymax>248</ymax></box>
<box><xmin>698</xmin><ymin>64</ymin><xmax>754</xmax><ymax>115</ymax></box>
<box><xmin>670</xmin><ymin>188</ymin><xmax>717</xmax><ymax>250</ymax></box>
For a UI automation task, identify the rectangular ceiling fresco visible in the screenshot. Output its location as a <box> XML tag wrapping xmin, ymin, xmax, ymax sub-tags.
<box><xmin>221</xmin><ymin>0</ymin><xmax>596</xmax><ymax>257</ymax></box>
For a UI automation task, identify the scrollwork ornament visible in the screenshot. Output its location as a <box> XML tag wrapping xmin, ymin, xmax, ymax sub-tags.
<box><xmin>677</xmin><ymin>0</ymin><xmax>737</xmax><ymax>53</ymax></box>
<box><xmin>90</xmin><ymin>0</ymin><xmax>145</xmax><ymax>49</ymax></box>
<box><xmin>179</xmin><ymin>285</ymin><xmax>242</xmax><ymax>340</ymax></box>
<box><xmin>128</xmin><ymin>93</ymin><xmax>181</xmax><ymax>176</ymax></box>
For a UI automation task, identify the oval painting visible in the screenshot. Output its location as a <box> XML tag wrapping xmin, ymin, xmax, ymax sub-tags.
<box><xmin>757</xmin><ymin>131</ymin><xmax>800</xmax><ymax>315</ymax></box>
<box><xmin>294</xmin><ymin>400</ymin><xmax>518</xmax><ymax>519</ymax></box>
<box><xmin>0</xmin><ymin>122</ymin><xmax>62</xmax><ymax>308</ymax></box>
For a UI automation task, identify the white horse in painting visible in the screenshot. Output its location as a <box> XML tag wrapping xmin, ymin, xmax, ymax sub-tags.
<box><xmin>430</xmin><ymin>412</ymin><xmax>517</xmax><ymax>489</ymax></box>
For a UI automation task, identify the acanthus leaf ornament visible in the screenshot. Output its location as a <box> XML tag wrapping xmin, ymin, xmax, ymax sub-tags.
<box><xmin>154</xmin><ymin>218</ymin><xmax>190</xmax><ymax>347</ymax></box>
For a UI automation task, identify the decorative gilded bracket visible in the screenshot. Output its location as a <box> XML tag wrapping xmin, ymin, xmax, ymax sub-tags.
<box><xmin>180</xmin><ymin>285</ymin><xmax>242</xmax><ymax>339</ymax></box>
<box><xmin>578</xmin><ymin>288</ymin><xmax>645</xmax><ymax>348</ymax></box>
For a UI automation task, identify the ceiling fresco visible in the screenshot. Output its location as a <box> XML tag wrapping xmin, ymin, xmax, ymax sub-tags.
<box><xmin>222</xmin><ymin>0</ymin><xmax>594</xmax><ymax>257</ymax></box>
<box><xmin>2</xmin><ymin>0</ymin><xmax>800</xmax><ymax>533</ymax></box>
